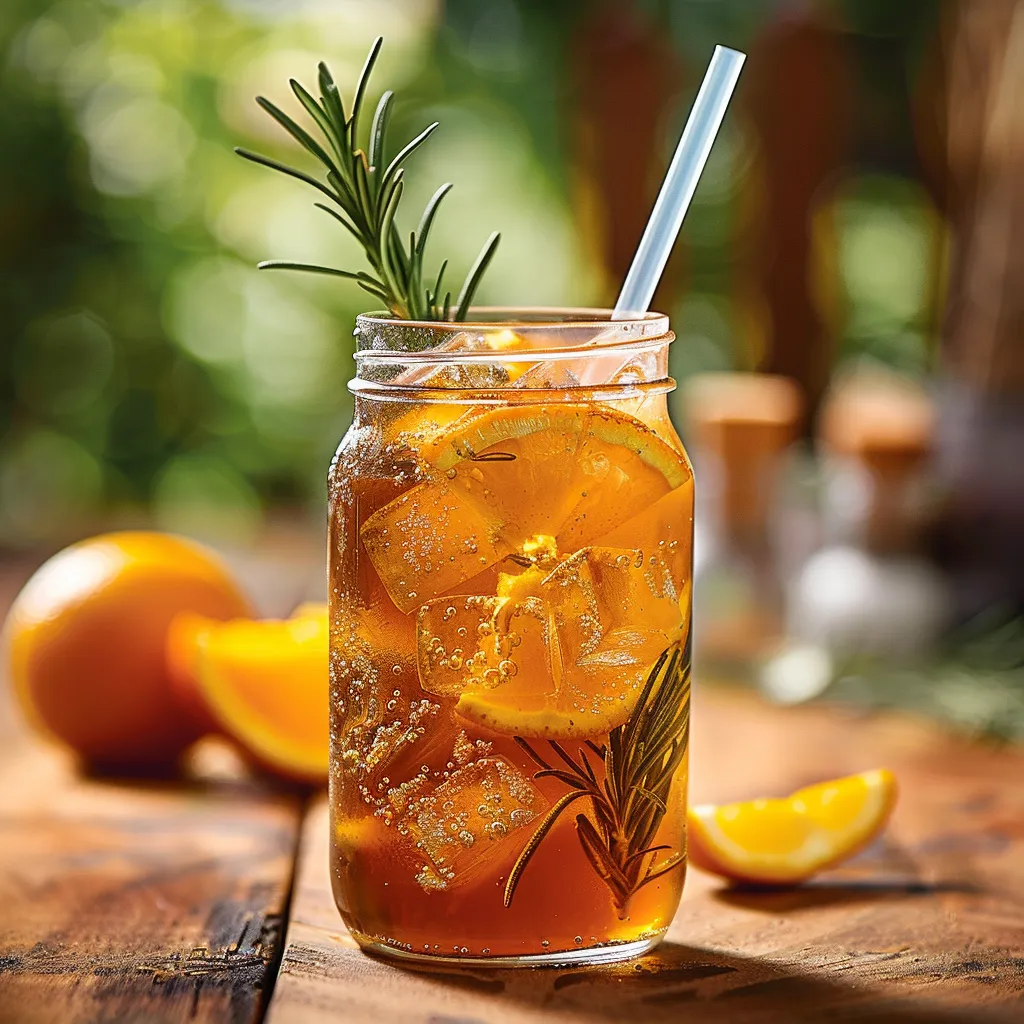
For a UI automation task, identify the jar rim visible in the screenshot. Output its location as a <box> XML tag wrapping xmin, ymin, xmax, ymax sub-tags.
<box><xmin>354</xmin><ymin>333</ymin><xmax>673</xmax><ymax>365</ymax></box>
<box><xmin>348</xmin><ymin>376</ymin><xmax>676</xmax><ymax>404</ymax></box>
<box><xmin>355</xmin><ymin>306</ymin><xmax>669</xmax><ymax>333</ymax></box>
<box><xmin>351</xmin><ymin>306</ymin><xmax>674</xmax><ymax>395</ymax></box>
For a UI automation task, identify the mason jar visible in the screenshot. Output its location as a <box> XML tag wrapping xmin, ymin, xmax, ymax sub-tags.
<box><xmin>328</xmin><ymin>308</ymin><xmax>693</xmax><ymax>966</ymax></box>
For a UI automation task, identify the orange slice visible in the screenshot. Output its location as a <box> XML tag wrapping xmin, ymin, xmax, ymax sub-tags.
<box><xmin>688</xmin><ymin>769</ymin><xmax>898</xmax><ymax>884</ymax></box>
<box><xmin>362</xmin><ymin>405</ymin><xmax>691</xmax><ymax>612</ymax></box>
<box><xmin>193</xmin><ymin>614</ymin><xmax>328</xmax><ymax>783</ymax></box>
<box><xmin>167</xmin><ymin>602</ymin><xmax>328</xmax><ymax>737</ymax></box>
<box><xmin>382</xmin><ymin>401</ymin><xmax>467</xmax><ymax>450</ymax></box>
<box><xmin>595</xmin><ymin>476</ymin><xmax>694</xmax><ymax>602</ymax></box>
<box><xmin>447</xmin><ymin>545</ymin><xmax>684</xmax><ymax>739</ymax></box>
<box><xmin>455</xmin><ymin>692</ymin><xmax>615</xmax><ymax>739</ymax></box>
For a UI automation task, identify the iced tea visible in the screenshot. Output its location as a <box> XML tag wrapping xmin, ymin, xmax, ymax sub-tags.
<box><xmin>328</xmin><ymin>310</ymin><xmax>693</xmax><ymax>965</ymax></box>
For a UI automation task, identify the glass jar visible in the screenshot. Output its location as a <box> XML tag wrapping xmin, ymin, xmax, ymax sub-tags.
<box><xmin>328</xmin><ymin>309</ymin><xmax>694</xmax><ymax>967</ymax></box>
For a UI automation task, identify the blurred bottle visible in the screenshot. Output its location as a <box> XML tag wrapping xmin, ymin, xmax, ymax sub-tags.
<box><xmin>786</xmin><ymin>373</ymin><xmax>950</xmax><ymax>665</ymax></box>
<box><xmin>685</xmin><ymin>373</ymin><xmax>803</xmax><ymax>680</ymax></box>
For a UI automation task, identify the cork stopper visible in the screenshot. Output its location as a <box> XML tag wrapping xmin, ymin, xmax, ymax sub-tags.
<box><xmin>820</xmin><ymin>374</ymin><xmax>934</xmax><ymax>478</ymax></box>
<box><xmin>684</xmin><ymin>373</ymin><xmax>804</xmax><ymax>528</ymax></box>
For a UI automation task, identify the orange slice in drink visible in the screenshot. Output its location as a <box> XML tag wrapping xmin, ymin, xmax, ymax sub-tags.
<box><xmin>593</xmin><ymin>477</ymin><xmax>694</xmax><ymax>602</ymax></box>
<box><xmin>688</xmin><ymin>769</ymin><xmax>898</xmax><ymax>884</ymax></box>
<box><xmin>450</xmin><ymin>545</ymin><xmax>685</xmax><ymax>739</ymax></box>
<box><xmin>361</xmin><ymin>405</ymin><xmax>691</xmax><ymax>612</ymax></box>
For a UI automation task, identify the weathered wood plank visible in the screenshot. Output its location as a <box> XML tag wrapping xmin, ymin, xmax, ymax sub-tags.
<box><xmin>0</xmin><ymin>742</ymin><xmax>303</xmax><ymax>1024</ymax></box>
<box><xmin>268</xmin><ymin>686</ymin><xmax>1024</xmax><ymax>1023</ymax></box>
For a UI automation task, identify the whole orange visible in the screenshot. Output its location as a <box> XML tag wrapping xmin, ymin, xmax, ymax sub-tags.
<box><xmin>4</xmin><ymin>532</ymin><xmax>252</xmax><ymax>769</ymax></box>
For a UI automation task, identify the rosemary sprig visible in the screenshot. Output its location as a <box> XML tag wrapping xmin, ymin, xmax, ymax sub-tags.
<box><xmin>505</xmin><ymin>634</ymin><xmax>692</xmax><ymax>915</ymax></box>
<box><xmin>236</xmin><ymin>36</ymin><xmax>500</xmax><ymax>321</ymax></box>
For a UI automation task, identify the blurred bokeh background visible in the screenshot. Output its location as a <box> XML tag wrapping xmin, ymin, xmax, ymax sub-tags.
<box><xmin>2</xmin><ymin>0</ymin><xmax>1022</xmax><ymax>731</ymax></box>
<box><xmin>0</xmin><ymin>0</ymin><xmax>942</xmax><ymax>543</ymax></box>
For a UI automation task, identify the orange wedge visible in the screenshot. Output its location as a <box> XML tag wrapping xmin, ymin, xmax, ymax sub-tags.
<box><xmin>167</xmin><ymin>602</ymin><xmax>328</xmax><ymax>734</ymax></box>
<box><xmin>688</xmin><ymin>769</ymin><xmax>897</xmax><ymax>884</ymax></box>
<box><xmin>165</xmin><ymin>611</ymin><xmax>222</xmax><ymax>733</ymax></box>
<box><xmin>193</xmin><ymin>613</ymin><xmax>329</xmax><ymax>783</ymax></box>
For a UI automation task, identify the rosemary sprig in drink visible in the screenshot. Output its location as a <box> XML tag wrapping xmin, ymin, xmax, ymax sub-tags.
<box><xmin>505</xmin><ymin>635</ymin><xmax>691</xmax><ymax>915</ymax></box>
<box><xmin>236</xmin><ymin>37</ymin><xmax>500</xmax><ymax>321</ymax></box>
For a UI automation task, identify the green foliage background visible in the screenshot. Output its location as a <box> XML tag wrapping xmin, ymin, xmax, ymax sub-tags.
<box><xmin>0</xmin><ymin>0</ymin><xmax>941</xmax><ymax>548</ymax></box>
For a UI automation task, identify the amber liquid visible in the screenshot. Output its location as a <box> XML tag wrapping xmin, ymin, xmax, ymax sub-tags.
<box><xmin>328</xmin><ymin>396</ymin><xmax>693</xmax><ymax>962</ymax></box>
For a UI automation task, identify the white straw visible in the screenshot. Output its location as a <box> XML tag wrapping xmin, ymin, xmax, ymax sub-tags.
<box><xmin>613</xmin><ymin>45</ymin><xmax>745</xmax><ymax>319</ymax></box>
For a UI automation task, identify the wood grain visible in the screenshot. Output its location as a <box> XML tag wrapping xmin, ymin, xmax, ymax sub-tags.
<box><xmin>268</xmin><ymin>686</ymin><xmax>1024</xmax><ymax>1024</ymax></box>
<box><xmin>0</xmin><ymin>742</ymin><xmax>303</xmax><ymax>1024</ymax></box>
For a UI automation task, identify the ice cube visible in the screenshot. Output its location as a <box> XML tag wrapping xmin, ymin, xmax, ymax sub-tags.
<box><xmin>541</xmin><ymin>546</ymin><xmax>683</xmax><ymax>702</ymax></box>
<box><xmin>329</xmin><ymin>598</ymin><xmax>465</xmax><ymax>813</ymax></box>
<box><xmin>592</xmin><ymin>478</ymin><xmax>694</xmax><ymax>603</ymax></box>
<box><xmin>360</xmin><ymin>483</ymin><xmax>505</xmax><ymax>613</ymax></box>
<box><xmin>511</xmin><ymin>361</ymin><xmax>583</xmax><ymax>390</ymax></box>
<box><xmin>330</xmin><ymin>604</ymin><xmax>416</xmax><ymax>738</ymax></box>
<box><xmin>387</xmin><ymin>329</ymin><xmax>524</xmax><ymax>390</ymax></box>
<box><xmin>400</xmin><ymin>756</ymin><xmax>546</xmax><ymax>892</ymax></box>
<box><xmin>502</xmin><ymin>320</ymin><xmax>646</xmax><ymax>392</ymax></box>
<box><xmin>419</xmin><ymin>361</ymin><xmax>513</xmax><ymax>389</ymax></box>
<box><xmin>602</xmin><ymin>353</ymin><xmax>676</xmax><ymax>433</ymax></box>
<box><xmin>415</xmin><ymin>594</ymin><xmax>560</xmax><ymax>700</ymax></box>
<box><xmin>608</xmin><ymin>354</ymin><xmax>657</xmax><ymax>385</ymax></box>
<box><xmin>415</xmin><ymin>594</ymin><xmax>500</xmax><ymax>696</ymax></box>
<box><xmin>388</xmin><ymin>331</ymin><xmax>485</xmax><ymax>386</ymax></box>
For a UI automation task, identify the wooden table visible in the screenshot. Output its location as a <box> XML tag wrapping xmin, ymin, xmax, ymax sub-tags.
<box><xmin>0</xmin><ymin>564</ymin><xmax>1022</xmax><ymax>1022</ymax></box>
<box><xmin>1</xmin><ymin>690</ymin><xmax>1022</xmax><ymax>1023</ymax></box>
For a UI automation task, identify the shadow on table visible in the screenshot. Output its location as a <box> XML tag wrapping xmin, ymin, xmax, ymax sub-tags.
<box><xmin>76</xmin><ymin>735</ymin><xmax>320</xmax><ymax>799</ymax></box>
<box><xmin>712</xmin><ymin>876</ymin><xmax>980</xmax><ymax>914</ymax></box>
<box><xmin>384</xmin><ymin>940</ymin><xmax>992</xmax><ymax>1024</ymax></box>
